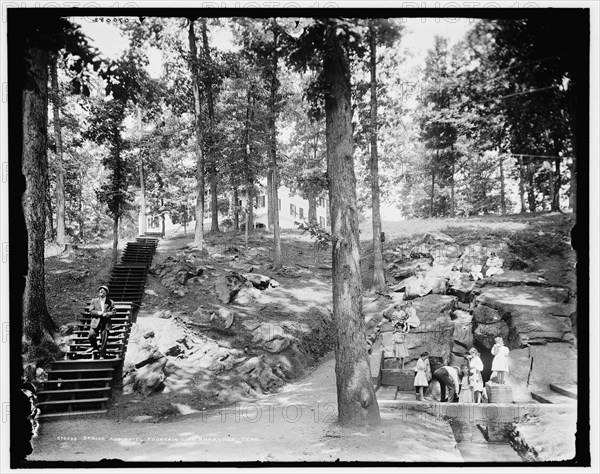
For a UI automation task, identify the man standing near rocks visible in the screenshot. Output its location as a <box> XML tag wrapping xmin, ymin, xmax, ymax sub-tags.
<box><xmin>433</xmin><ymin>365</ymin><xmax>461</xmax><ymax>403</ymax></box>
<box><xmin>86</xmin><ymin>285</ymin><xmax>115</xmax><ymax>359</ymax></box>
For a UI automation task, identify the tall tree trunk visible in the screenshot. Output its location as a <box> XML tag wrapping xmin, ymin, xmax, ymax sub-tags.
<box><xmin>244</xmin><ymin>188</ymin><xmax>251</xmax><ymax>248</ymax></box>
<box><xmin>161</xmin><ymin>197</ymin><xmax>166</xmax><ymax>237</ymax></box>
<box><xmin>137</xmin><ymin>105</ymin><xmax>147</xmax><ymax>236</ymax></box>
<box><xmin>269</xmin><ymin>21</ymin><xmax>282</xmax><ymax>267</ymax></box>
<box><xmin>200</xmin><ymin>19</ymin><xmax>219</xmax><ymax>234</ymax></box>
<box><xmin>499</xmin><ymin>152</ymin><xmax>506</xmax><ymax>215</ymax></box>
<box><xmin>112</xmin><ymin>216</ymin><xmax>119</xmax><ymax>266</ymax></box>
<box><xmin>267</xmin><ymin>170</ymin><xmax>273</xmax><ymax>229</ymax></box>
<box><xmin>430</xmin><ymin>159</ymin><xmax>436</xmax><ymax>218</ymax></box>
<box><xmin>527</xmin><ymin>161</ymin><xmax>536</xmax><ymax>212</ymax></box>
<box><xmin>50</xmin><ymin>54</ymin><xmax>66</xmax><ymax>247</ymax></box>
<box><xmin>243</xmin><ymin>86</ymin><xmax>254</xmax><ymax>236</ymax></box>
<box><xmin>233</xmin><ymin>186</ymin><xmax>239</xmax><ymax>231</ymax></box>
<box><xmin>308</xmin><ymin>193</ymin><xmax>317</xmax><ymax>224</ymax></box>
<box><xmin>22</xmin><ymin>44</ymin><xmax>56</xmax><ymax>359</ymax></box>
<box><xmin>518</xmin><ymin>155</ymin><xmax>526</xmax><ymax>213</ymax></box>
<box><xmin>188</xmin><ymin>20</ymin><xmax>204</xmax><ymax>250</ymax></box>
<box><xmin>79</xmin><ymin>172</ymin><xmax>85</xmax><ymax>241</ymax></box>
<box><xmin>547</xmin><ymin>161</ymin><xmax>555</xmax><ymax>212</ymax></box>
<box><xmin>323</xmin><ymin>20</ymin><xmax>380</xmax><ymax>428</ymax></box>
<box><xmin>369</xmin><ymin>22</ymin><xmax>387</xmax><ymax>294</ymax></box>
<box><xmin>450</xmin><ymin>160</ymin><xmax>455</xmax><ymax>218</ymax></box>
<box><xmin>553</xmin><ymin>158</ymin><xmax>561</xmax><ymax>211</ymax></box>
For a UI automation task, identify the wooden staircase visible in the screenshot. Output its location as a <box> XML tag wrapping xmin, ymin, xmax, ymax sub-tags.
<box><xmin>37</xmin><ymin>235</ymin><xmax>159</xmax><ymax>419</ymax></box>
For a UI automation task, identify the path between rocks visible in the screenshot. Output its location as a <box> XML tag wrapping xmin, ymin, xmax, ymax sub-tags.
<box><xmin>30</xmin><ymin>354</ymin><xmax>464</xmax><ymax>463</ymax></box>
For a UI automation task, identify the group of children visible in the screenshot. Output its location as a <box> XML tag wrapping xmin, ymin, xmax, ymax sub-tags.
<box><xmin>412</xmin><ymin>336</ymin><xmax>510</xmax><ymax>402</ymax></box>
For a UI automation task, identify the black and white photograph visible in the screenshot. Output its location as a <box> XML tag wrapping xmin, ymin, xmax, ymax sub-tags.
<box><xmin>1</xmin><ymin>2</ymin><xmax>597</xmax><ymax>470</ymax></box>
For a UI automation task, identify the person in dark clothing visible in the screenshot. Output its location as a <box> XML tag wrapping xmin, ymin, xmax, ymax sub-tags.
<box><xmin>433</xmin><ymin>365</ymin><xmax>462</xmax><ymax>403</ymax></box>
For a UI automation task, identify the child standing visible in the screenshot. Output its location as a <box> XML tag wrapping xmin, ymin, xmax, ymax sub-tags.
<box><xmin>491</xmin><ymin>336</ymin><xmax>510</xmax><ymax>384</ymax></box>
<box><xmin>393</xmin><ymin>322</ymin><xmax>409</xmax><ymax>369</ymax></box>
<box><xmin>458</xmin><ymin>364</ymin><xmax>474</xmax><ymax>403</ymax></box>
<box><xmin>414</xmin><ymin>352</ymin><xmax>431</xmax><ymax>401</ymax></box>
<box><xmin>467</xmin><ymin>348</ymin><xmax>484</xmax><ymax>403</ymax></box>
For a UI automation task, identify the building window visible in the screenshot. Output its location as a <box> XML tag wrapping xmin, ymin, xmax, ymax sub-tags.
<box><xmin>255</xmin><ymin>195</ymin><xmax>266</xmax><ymax>208</ymax></box>
<box><xmin>320</xmin><ymin>217</ymin><xmax>325</xmax><ymax>227</ymax></box>
<box><xmin>290</xmin><ymin>204</ymin><xmax>296</xmax><ymax>216</ymax></box>
<box><xmin>278</xmin><ymin>198</ymin><xmax>281</xmax><ymax>210</ymax></box>
<box><xmin>318</xmin><ymin>197</ymin><xmax>324</xmax><ymax>207</ymax></box>
<box><xmin>326</xmin><ymin>217</ymin><xmax>331</xmax><ymax>227</ymax></box>
<box><xmin>237</xmin><ymin>199</ymin><xmax>242</xmax><ymax>206</ymax></box>
<box><xmin>299</xmin><ymin>208</ymin><xmax>304</xmax><ymax>219</ymax></box>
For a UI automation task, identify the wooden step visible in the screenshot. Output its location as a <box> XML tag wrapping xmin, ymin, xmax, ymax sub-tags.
<box><xmin>46</xmin><ymin>368</ymin><xmax>114</xmax><ymax>376</ymax></box>
<box><xmin>549</xmin><ymin>384</ymin><xmax>577</xmax><ymax>400</ymax></box>
<box><xmin>51</xmin><ymin>359</ymin><xmax>122</xmax><ymax>371</ymax></box>
<box><xmin>73</xmin><ymin>330</ymin><xmax>129</xmax><ymax>336</ymax></box>
<box><xmin>38</xmin><ymin>386</ymin><xmax>111</xmax><ymax>396</ymax></box>
<box><xmin>43</xmin><ymin>377</ymin><xmax>113</xmax><ymax>385</ymax></box>
<box><xmin>37</xmin><ymin>397</ymin><xmax>109</xmax><ymax>407</ymax></box>
<box><xmin>38</xmin><ymin>409</ymin><xmax>108</xmax><ymax>419</ymax></box>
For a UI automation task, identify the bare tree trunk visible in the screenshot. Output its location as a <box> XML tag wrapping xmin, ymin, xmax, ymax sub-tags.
<box><xmin>430</xmin><ymin>160</ymin><xmax>436</xmax><ymax>218</ymax></box>
<box><xmin>518</xmin><ymin>155</ymin><xmax>526</xmax><ymax>213</ymax></box>
<box><xmin>79</xmin><ymin>172</ymin><xmax>85</xmax><ymax>241</ymax></box>
<box><xmin>199</xmin><ymin>19</ymin><xmax>219</xmax><ymax>234</ymax></box>
<box><xmin>547</xmin><ymin>161</ymin><xmax>555</xmax><ymax>212</ymax></box>
<box><xmin>50</xmin><ymin>54</ymin><xmax>66</xmax><ymax>247</ymax></box>
<box><xmin>188</xmin><ymin>20</ymin><xmax>204</xmax><ymax>250</ymax></box>
<box><xmin>233</xmin><ymin>187</ymin><xmax>239</xmax><ymax>231</ymax></box>
<box><xmin>527</xmin><ymin>161</ymin><xmax>536</xmax><ymax>212</ymax></box>
<box><xmin>308</xmin><ymin>194</ymin><xmax>317</xmax><ymax>224</ymax></box>
<box><xmin>553</xmin><ymin>158</ymin><xmax>561</xmax><ymax>211</ymax></box>
<box><xmin>268</xmin><ymin>22</ymin><xmax>282</xmax><ymax>266</ymax></box>
<box><xmin>450</xmin><ymin>160</ymin><xmax>455</xmax><ymax>218</ymax></box>
<box><xmin>22</xmin><ymin>44</ymin><xmax>56</xmax><ymax>359</ymax></box>
<box><xmin>324</xmin><ymin>20</ymin><xmax>380</xmax><ymax>428</ymax></box>
<box><xmin>499</xmin><ymin>153</ymin><xmax>506</xmax><ymax>215</ymax></box>
<box><xmin>267</xmin><ymin>170</ymin><xmax>273</xmax><ymax>229</ymax></box>
<box><xmin>137</xmin><ymin>105</ymin><xmax>147</xmax><ymax>236</ymax></box>
<box><xmin>369</xmin><ymin>22</ymin><xmax>387</xmax><ymax>294</ymax></box>
<box><xmin>112</xmin><ymin>216</ymin><xmax>119</xmax><ymax>265</ymax></box>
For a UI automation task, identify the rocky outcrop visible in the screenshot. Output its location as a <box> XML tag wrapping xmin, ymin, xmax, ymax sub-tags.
<box><xmin>474</xmin><ymin>286</ymin><xmax>575</xmax><ymax>347</ymax></box>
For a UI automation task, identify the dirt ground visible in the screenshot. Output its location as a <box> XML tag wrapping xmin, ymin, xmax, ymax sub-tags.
<box><xmin>29</xmin><ymin>354</ymin><xmax>466</xmax><ymax>463</ymax></box>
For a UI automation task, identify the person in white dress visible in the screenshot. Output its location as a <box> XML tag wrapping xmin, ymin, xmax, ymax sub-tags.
<box><xmin>491</xmin><ymin>336</ymin><xmax>510</xmax><ymax>384</ymax></box>
<box><xmin>414</xmin><ymin>352</ymin><xmax>431</xmax><ymax>401</ymax></box>
<box><xmin>467</xmin><ymin>348</ymin><xmax>484</xmax><ymax>403</ymax></box>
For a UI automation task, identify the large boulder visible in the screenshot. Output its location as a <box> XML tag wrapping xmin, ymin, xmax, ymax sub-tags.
<box><xmin>481</xmin><ymin>270</ymin><xmax>549</xmax><ymax>287</ymax></box>
<box><xmin>423</xmin><ymin>231</ymin><xmax>456</xmax><ymax>244</ymax></box>
<box><xmin>233</xmin><ymin>281</ymin><xmax>262</xmax><ymax>305</ymax></box>
<box><xmin>506</xmin><ymin>343</ymin><xmax>577</xmax><ymax>402</ymax></box>
<box><xmin>401</xmin><ymin>295</ymin><xmax>456</xmax><ymax>365</ymax></box>
<box><xmin>238</xmin><ymin>356</ymin><xmax>284</xmax><ymax>392</ymax></box>
<box><xmin>214</xmin><ymin>273</ymin><xmax>246</xmax><ymax>304</ymax></box>
<box><xmin>448</xmin><ymin>278</ymin><xmax>476</xmax><ymax>303</ymax></box>
<box><xmin>475</xmin><ymin>286</ymin><xmax>575</xmax><ymax>347</ymax></box>
<box><xmin>242</xmin><ymin>273</ymin><xmax>271</xmax><ymax>290</ymax></box>
<box><xmin>386</xmin><ymin>259</ymin><xmax>431</xmax><ymax>280</ymax></box>
<box><xmin>401</xmin><ymin>274</ymin><xmax>447</xmax><ymax>299</ymax></box>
